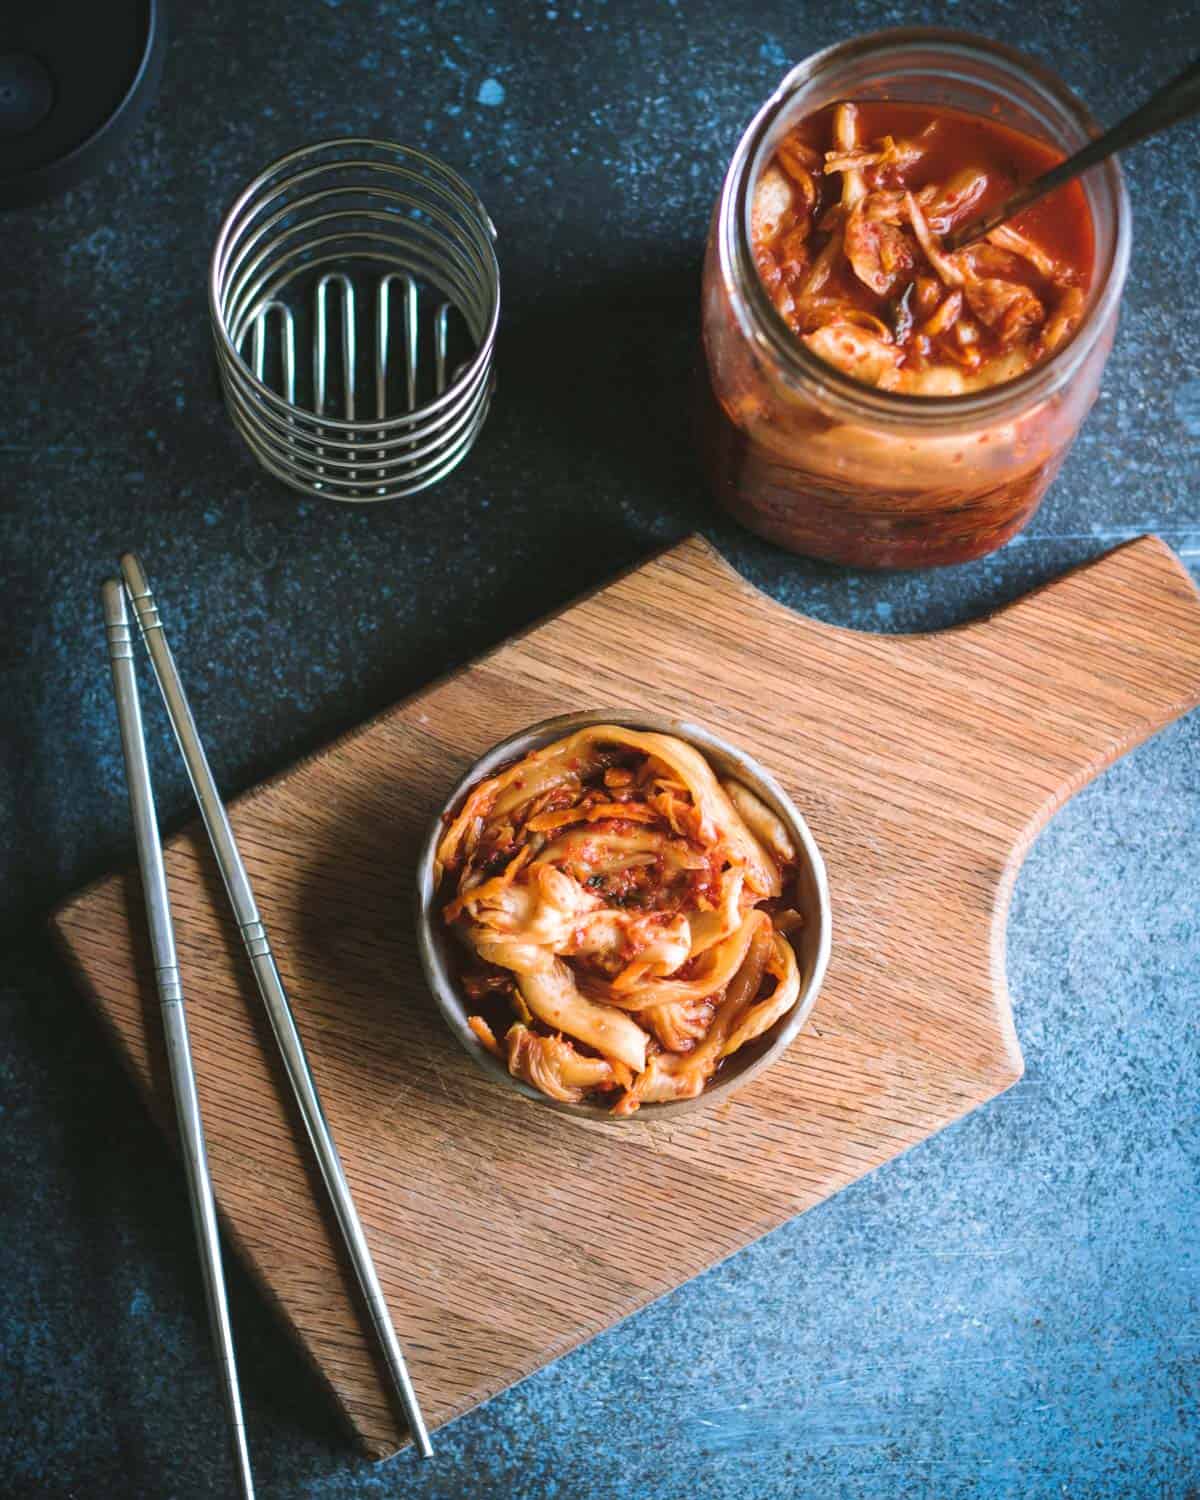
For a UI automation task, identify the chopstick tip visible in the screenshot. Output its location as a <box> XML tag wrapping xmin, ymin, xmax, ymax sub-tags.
<box><xmin>119</xmin><ymin>551</ymin><xmax>149</xmax><ymax>595</ymax></box>
<box><xmin>100</xmin><ymin>576</ymin><xmax>129</xmax><ymax>626</ymax></box>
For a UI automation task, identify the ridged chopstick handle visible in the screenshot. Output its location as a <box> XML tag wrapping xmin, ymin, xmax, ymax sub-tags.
<box><xmin>117</xmin><ymin>554</ymin><xmax>433</xmax><ymax>1459</ymax></box>
<box><xmin>101</xmin><ymin>581</ymin><xmax>256</xmax><ymax>1500</ymax></box>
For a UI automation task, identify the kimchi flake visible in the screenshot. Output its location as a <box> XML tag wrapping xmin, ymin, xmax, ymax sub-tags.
<box><xmin>752</xmin><ymin>100</ymin><xmax>1094</xmax><ymax>395</ymax></box>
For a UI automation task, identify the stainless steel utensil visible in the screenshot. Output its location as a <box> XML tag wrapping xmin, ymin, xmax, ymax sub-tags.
<box><xmin>209</xmin><ymin>138</ymin><xmax>499</xmax><ymax>504</ymax></box>
<box><xmin>946</xmin><ymin>55</ymin><xmax>1200</xmax><ymax>250</ymax></box>
<box><xmin>118</xmin><ymin>552</ymin><xmax>434</xmax><ymax>1459</ymax></box>
<box><xmin>101</xmin><ymin>579</ymin><xmax>256</xmax><ymax>1500</ymax></box>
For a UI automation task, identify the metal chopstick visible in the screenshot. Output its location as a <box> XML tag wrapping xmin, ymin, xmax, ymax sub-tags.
<box><xmin>117</xmin><ymin>552</ymin><xmax>434</xmax><ymax>1460</ymax></box>
<box><xmin>101</xmin><ymin>580</ymin><xmax>256</xmax><ymax>1500</ymax></box>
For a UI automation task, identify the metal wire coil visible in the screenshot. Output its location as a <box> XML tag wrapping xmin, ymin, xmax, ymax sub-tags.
<box><xmin>209</xmin><ymin>138</ymin><xmax>499</xmax><ymax>504</ymax></box>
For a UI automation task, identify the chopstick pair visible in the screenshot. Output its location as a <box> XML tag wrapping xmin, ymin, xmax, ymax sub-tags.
<box><xmin>102</xmin><ymin>557</ymin><xmax>433</xmax><ymax>1494</ymax></box>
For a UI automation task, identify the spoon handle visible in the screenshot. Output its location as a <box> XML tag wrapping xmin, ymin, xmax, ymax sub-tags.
<box><xmin>947</xmin><ymin>55</ymin><xmax>1200</xmax><ymax>250</ymax></box>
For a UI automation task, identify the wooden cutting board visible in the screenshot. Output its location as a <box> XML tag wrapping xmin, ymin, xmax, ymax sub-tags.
<box><xmin>52</xmin><ymin>534</ymin><xmax>1200</xmax><ymax>1459</ymax></box>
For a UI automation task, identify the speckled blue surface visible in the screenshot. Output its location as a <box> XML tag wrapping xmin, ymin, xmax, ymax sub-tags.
<box><xmin>2</xmin><ymin>3</ymin><xmax>1198</xmax><ymax>1497</ymax></box>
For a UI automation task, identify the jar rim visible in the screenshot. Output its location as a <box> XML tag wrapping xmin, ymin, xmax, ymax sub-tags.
<box><xmin>718</xmin><ymin>26</ymin><xmax>1132</xmax><ymax>426</ymax></box>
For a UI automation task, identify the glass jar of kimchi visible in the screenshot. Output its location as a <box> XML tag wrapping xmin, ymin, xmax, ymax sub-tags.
<box><xmin>700</xmin><ymin>29</ymin><xmax>1131</xmax><ymax>567</ymax></box>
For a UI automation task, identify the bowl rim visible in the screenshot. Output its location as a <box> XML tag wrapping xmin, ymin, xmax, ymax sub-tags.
<box><xmin>414</xmin><ymin>710</ymin><xmax>832</xmax><ymax>1121</ymax></box>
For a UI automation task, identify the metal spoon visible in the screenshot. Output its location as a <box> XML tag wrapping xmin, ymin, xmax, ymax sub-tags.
<box><xmin>945</xmin><ymin>55</ymin><xmax>1200</xmax><ymax>251</ymax></box>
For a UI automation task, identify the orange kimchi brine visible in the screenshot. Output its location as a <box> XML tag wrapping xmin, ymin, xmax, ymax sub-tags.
<box><xmin>701</xmin><ymin>34</ymin><xmax>1130</xmax><ymax>567</ymax></box>
<box><xmin>435</xmin><ymin>727</ymin><xmax>805</xmax><ymax>1115</ymax></box>
<box><xmin>753</xmin><ymin>101</ymin><xmax>1093</xmax><ymax>397</ymax></box>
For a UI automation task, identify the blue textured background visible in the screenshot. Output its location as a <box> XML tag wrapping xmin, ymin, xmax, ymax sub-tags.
<box><xmin>2</xmin><ymin>3</ymin><xmax>1198</xmax><ymax>1497</ymax></box>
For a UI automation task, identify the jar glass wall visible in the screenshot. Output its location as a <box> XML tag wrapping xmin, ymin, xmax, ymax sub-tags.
<box><xmin>700</xmin><ymin>28</ymin><xmax>1131</xmax><ymax>568</ymax></box>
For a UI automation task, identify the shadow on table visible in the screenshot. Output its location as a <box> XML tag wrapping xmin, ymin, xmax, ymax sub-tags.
<box><xmin>493</xmin><ymin>259</ymin><xmax>706</xmax><ymax>520</ymax></box>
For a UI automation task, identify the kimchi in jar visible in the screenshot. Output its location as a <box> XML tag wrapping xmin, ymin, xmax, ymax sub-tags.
<box><xmin>700</xmin><ymin>30</ymin><xmax>1131</xmax><ymax>567</ymax></box>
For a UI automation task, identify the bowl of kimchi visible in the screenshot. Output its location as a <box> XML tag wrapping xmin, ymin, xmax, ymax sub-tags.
<box><xmin>415</xmin><ymin>712</ymin><xmax>831</xmax><ymax>1119</ymax></box>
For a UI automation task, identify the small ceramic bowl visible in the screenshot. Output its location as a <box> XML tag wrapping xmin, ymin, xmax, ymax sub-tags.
<box><xmin>415</xmin><ymin>711</ymin><xmax>831</xmax><ymax>1120</ymax></box>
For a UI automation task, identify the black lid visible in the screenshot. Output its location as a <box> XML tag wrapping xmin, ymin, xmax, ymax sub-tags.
<box><xmin>0</xmin><ymin>0</ymin><xmax>165</xmax><ymax>209</ymax></box>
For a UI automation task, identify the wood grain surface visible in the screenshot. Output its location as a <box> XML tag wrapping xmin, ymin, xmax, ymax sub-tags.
<box><xmin>51</xmin><ymin>534</ymin><xmax>1200</xmax><ymax>1459</ymax></box>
